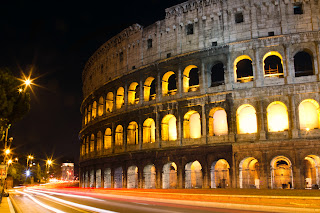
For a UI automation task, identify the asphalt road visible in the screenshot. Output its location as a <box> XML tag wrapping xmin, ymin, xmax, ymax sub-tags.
<box><xmin>10</xmin><ymin>189</ymin><xmax>271</xmax><ymax>213</ymax></box>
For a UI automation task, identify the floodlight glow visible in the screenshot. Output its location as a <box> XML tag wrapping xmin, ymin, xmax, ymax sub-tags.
<box><xmin>26</xmin><ymin>170</ymin><xmax>30</xmax><ymax>177</ymax></box>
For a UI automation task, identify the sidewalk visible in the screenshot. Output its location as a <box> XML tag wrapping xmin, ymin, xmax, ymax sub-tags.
<box><xmin>0</xmin><ymin>196</ymin><xmax>14</xmax><ymax>213</ymax></box>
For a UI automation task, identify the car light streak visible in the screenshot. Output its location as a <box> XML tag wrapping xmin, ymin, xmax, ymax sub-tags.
<box><xmin>24</xmin><ymin>189</ymin><xmax>118</xmax><ymax>213</ymax></box>
<box><xmin>17</xmin><ymin>191</ymin><xmax>66</xmax><ymax>213</ymax></box>
<box><xmin>27</xmin><ymin>189</ymin><xmax>104</xmax><ymax>201</ymax></box>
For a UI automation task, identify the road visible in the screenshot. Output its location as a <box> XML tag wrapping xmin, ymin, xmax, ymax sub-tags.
<box><xmin>10</xmin><ymin>189</ymin><xmax>270</xmax><ymax>213</ymax></box>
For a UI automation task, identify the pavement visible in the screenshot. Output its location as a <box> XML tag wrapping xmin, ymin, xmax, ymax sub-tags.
<box><xmin>0</xmin><ymin>195</ymin><xmax>15</xmax><ymax>213</ymax></box>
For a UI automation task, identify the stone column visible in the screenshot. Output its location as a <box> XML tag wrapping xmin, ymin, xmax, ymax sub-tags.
<box><xmin>201</xmin><ymin>104</ymin><xmax>207</xmax><ymax>143</ymax></box>
<box><xmin>289</xmin><ymin>95</ymin><xmax>299</xmax><ymax>138</ymax></box>
<box><xmin>316</xmin><ymin>42</ymin><xmax>320</xmax><ymax>81</ymax></box>
<box><xmin>101</xmin><ymin>165</ymin><xmax>105</xmax><ymax>189</ymax></box>
<box><xmin>202</xmin><ymin>161</ymin><xmax>210</xmax><ymax>188</ymax></box>
<box><xmin>156</xmin><ymin>107</ymin><xmax>161</xmax><ymax>148</ymax></box>
<box><xmin>225</xmin><ymin>53</ymin><xmax>234</xmax><ymax>91</ymax></box>
<box><xmin>177</xmin><ymin>109</ymin><xmax>183</xmax><ymax>146</ymax></box>
<box><xmin>260</xmin><ymin>151</ymin><xmax>269</xmax><ymax>189</ymax></box>
<box><xmin>112</xmin><ymin>122</ymin><xmax>115</xmax><ymax>154</ymax></box>
<box><xmin>254</xmin><ymin>48</ymin><xmax>263</xmax><ymax>87</ymax></box>
<box><xmin>156</xmin><ymin>70</ymin><xmax>162</xmax><ymax>102</ymax></box>
<box><xmin>283</xmin><ymin>44</ymin><xmax>293</xmax><ymax>84</ymax></box>
<box><xmin>124</xmin><ymin>83</ymin><xmax>128</xmax><ymax>109</ymax></box>
<box><xmin>231</xmin><ymin>153</ymin><xmax>237</xmax><ymax>188</ymax></box>
<box><xmin>155</xmin><ymin>164</ymin><xmax>162</xmax><ymax>189</ymax></box>
<box><xmin>200</xmin><ymin>60</ymin><xmax>207</xmax><ymax>93</ymax></box>
<box><xmin>123</xmin><ymin>165</ymin><xmax>127</xmax><ymax>188</ymax></box>
<box><xmin>177</xmin><ymin>161</ymin><xmax>185</xmax><ymax>189</ymax></box>
<box><xmin>139</xmin><ymin>121</ymin><xmax>143</xmax><ymax>150</ymax></box>
<box><xmin>93</xmin><ymin>168</ymin><xmax>96</xmax><ymax>188</ymax></box>
<box><xmin>177</xmin><ymin>65</ymin><xmax>183</xmax><ymax>97</ymax></box>
<box><xmin>139</xmin><ymin>78</ymin><xmax>144</xmax><ymax>106</ymax></box>
<box><xmin>258</xmin><ymin>99</ymin><xmax>266</xmax><ymax>140</ymax></box>
<box><xmin>111</xmin><ymin>167</ymin><xmax>115</xmax><ymax>188</ymax></box>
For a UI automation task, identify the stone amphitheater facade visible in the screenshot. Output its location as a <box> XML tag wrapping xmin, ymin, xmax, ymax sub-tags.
<box><xmin>80</xmin><ymin>0</ymin><xmax>320</xmax><ymax>189</ymax></box>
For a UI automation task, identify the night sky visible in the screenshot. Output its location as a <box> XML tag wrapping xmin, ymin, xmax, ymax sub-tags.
<box><xmin>0</xmin><ymin>0</ymin><xmax>185</xmax><ymax>166</ymax></box>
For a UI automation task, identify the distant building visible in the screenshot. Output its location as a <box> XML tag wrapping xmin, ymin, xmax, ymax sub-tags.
<box><xmin>61</xmin><ymin>163</ymin><xmax>74</xmax><ymax>181</ymax></box>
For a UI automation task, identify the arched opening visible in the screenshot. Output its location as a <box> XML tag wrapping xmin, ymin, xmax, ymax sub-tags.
<box><xmin>127</xmin><ymin>166</ymin><xmax>138</xmax><ymax>188</ymax></box>
<box><xmin>104</xmin><ymin>128</ymin><xmax>112</xmax><ymax>149</ymax></box>
<box><xmin>234</xmin><ymin>56</ymin><xmax>254</xmax><ymax>83</ymax></box>
<box><xmin>106</xmin><ymin>92</ymin><xmax>114</xmax><ymax>112</ymax></box>
<box><xmin>143</xmin><ymin>164</ymin><xmax>156</xmax><ymax>189</ymax></box>
<box><xmin>267</xmin><ymin>102</ymin><xmax>289</xmax><ymax>132</ymax></box>
<box><xmin>90</xmin><ymin>169</ymin><xmax>94</xmax><ymax>187</ymax></box>
<box><xmin>115</xmin><ymin>125</ymin><xmax>123</xmax><ymax>146</ymax></box>
<box><xmin>144</xmin><ymin>77</ymin><xmax>156</xmax><ymax>101</ymax></box>
<box><xmin>299</xmin><ymin>99</ymin><xmax>320</xmax><ymax>130</ymax></box>
<box><xmin>162</xmin><ymin>71</ymin><xmax>177</xmax><ymax>96</ymax></box>
<box><xmin>85</xmin><ymin>136</ymin><xmax>89</xmax><ymax>154</ymax></box>
<box><xmin>294</xmin><ymin>51</ymin><xmax>314</xmax><ymax>77</ymax></box>
<box><xmin>143</xmin><ymin>118</ymin><xmax>155</xmax><ymax>143</ymax></box>
<box><xmin>183</xmin><ymin>111</ymin><xmax>201</xmax><ymax>139</ymax></box>
<box><xmin>90</xmin><ymin>134</ymin><xmax>95</xmax><ymax>152</ymax></box>
<box><xmin>183</xmin><ymin>65</ymin><xmax>199</xmax><ymax>92</ymax></box>
<box><xmin>88</xmin><ymin>105</ymin><xmax>92</xmax><ymax>122</ymax></box>
<box><xmin>116</xmin><ymin>87</ymin><xmax>124</xmax><ymax>109</ymax></box>
<box><xmin>211</xmin><ymin>159</ymin><xmax>230</xmax><ymax>188</ymax></box>
<box><xmin>96</xmin><ymin>169</ymin><xmax>101</xmax><ymax>188</ymax></box>
<box><xmin>104</xmin><ymin>168</ymin><xmax>111</xmax><ymax>188</ymax></box>
<box><xmin>263</xmin><ymin>52</ymin><xmax>284</xmax><ymax>78</ymax></box>
<box><xmin>304</xmin><ymin>155</ymin><xmax>320</xmax><ymax>189</ymax></box>
<box><xmin>211</xmin><ymin>62</ymin><xmax>225</xmax><ymax>87</ymax></box>
<box><xmin>239</xmin><ymin>157</ymin><xmax>260</xmax><ymax>189</ymax></box>
<box><xmin>84</xmin><ymin>108</ymin><xmax>88</xmax><ymax>125</ymax></box>
<box><xmin>271</xmin><ymin>156</ymin><xmax>293</xmax><ymax>189</ymax></box>
<box><xmin>209</xmin><ymin>108</ymin><xmax>228</xmax><ymax>136</ymax></box>
<box><xmin>81</xmin><ymin>143</ymin><xmax>85</xmax><ymax>156</ymax></box>
<box><xmin>114</xmin><ymin>167</ymin><xmax>123</xmax><ymax>188</ymax></box>
<box><xmin>161</xmin><ymin>114</ymin><xmax>177</xmax><ymax>141</ymax></box>
<box><xmin>98</xmin><ymin>97</ymin><xmax>104</xmax><ymax>116</ymax></box>
<box><xmin>185</xmin><ymin>161</ymin><xmax>202</xmax><ymax>188</ymax></box>
<box><xmin>96</xmin><ymin>131</ymin><xmax>102</xmax><ymax>152</ymax></box>
<box><xmin>92</xmin><ymin>101</ymin><xmax>97</xmax><ymax>119</ymax></box>
<box><xmin>237</xmin><ymin>104</ymin><xmax>257</xmax><ymax>134</ymax></box>
<box><xmin>162</xmin><ymin>162</ymin><xmax>177</xmax><ymax>189</ymax></box>
<box><xmin>127</xmin><ymin>121</ymin><xmax>139</xmax><ymax>145</ymax></box>
<box><xmin>128</xmin><ymin>82</ymin><xmax>139</xmax><ymax>105</ymax></box>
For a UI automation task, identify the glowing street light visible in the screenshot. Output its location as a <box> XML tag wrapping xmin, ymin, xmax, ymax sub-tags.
<box><xmin>4</xmin><ymin>149</ymin><xmax>10</xmax><ymax>155</ymax></box>
<box><xmin>27</xmin><ymin>155</ymin><xmax>34</xmax><ymax>168</ymax></box>
<box><xmin>7</xmin><ymin>159</ymin><xmax>12</xmax><ymax>165</ymax></box>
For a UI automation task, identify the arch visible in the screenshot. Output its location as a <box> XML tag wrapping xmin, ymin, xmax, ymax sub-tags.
<box><xmin>237</xmin><ymin>104</ymin><xmax>257</xmax><ymax>134</ymax></box>
<box><xmin>143</xmin><ymin>164</ymin><xmax>156</xmax><ymax>189</ymax></box>
<box><xmin>263</xmin><ymin>51</ymin><xmax>284</xmax><ymax>78</ymax></box>
<box><xmin>161</xmin><ymin>114</ymin><xmax>177</xmax><ymax>141</ymax></box>
<box><xmin>294</xmin><ymin>51</ymin><xmax>314</xmax><ymax>77</ymax></box>
<box><xmin>84</xmin><ymin>108</ymin><xmax>88</xmax><ymax>125</ymax></box>
<box><xmin>299</xmin><ymin>99</ymin><xmax>320</xmax><ymax>130</ymax></box>
<box><xmin>304</xmin><ymin>155</ymin><xmax>320</xmax><ymax>188</ymax></box>
<box><xmin>234</xmin><ymin>55</ymin><xmax>254</xmax><ymax>83</ymax></box>
<box><xmin>162</xmin><ymin>71</ymin><xmax>177</xmax><ymax>96</ymax></box>
<box><xmin>98</xmin><ymin>96</ymin><xmax>104</xmax><ymax>116</ymax></box>
<box><xmin>239</xmin><ymin>157</ymin><xmax>260</xmax><ymax>189</ymax></box>
<box><xmin>88</xmin><ymin>105</ymin><xmax>92</xmax><ymax>122</ymax></box>
<box><xmin>106</xmin><ymin>92</ymin><xmax>114</xmax><ymax>112</ymax></box>
<box><xmin>104</xmin><ymin>128</ymin><xmax>112</xmax><ymax>149</ymax></box>
<box><xmin>209</xmin><ymin>107</ymin><xmax>228</xmax><ymax>136</ymax></box>
<box><xmin>267</xmin><ymin>101</ymin><xmax>289</xmax><ymax>132</ymax></box>
<box><xmin>127</xmin><ymin>166</ymin><xmax>138</xmax><ymax>188</ymax></box>
<box><xmin>96</xmin><ymin>169</ymin><xmax>101</xmax><ymax>188</ymax></box>
<box><xmin>104</xmin><ymin>168</ymin><xmax>111</xmax><ymax>188</ymax></box>
<box><xmin>90</xmin><ymin>134</ymin><xmax>95</xmax><ymax>152</ymax></box>
<box><xmin>211</xmin><ymin>62</ymin><xmax>224</xmax><ymax>87</ymax></box>
<box><xmin>116</xmin><ymin>87</ymin><xmax>124</xmax><ymax>109</ymax></box>
<box><xmin>114</xmin><ymin>167</ymin><xmax>123</xmax><ymax>188</ymax></box>
<box><xmin>183</xmin><ymin>111</ymin><xmax>201</xmax><ymax>139</ymax></box>
<box><xmin>92</xmin><ymin>101</ymin><xmax>97</xmax><ymax>119</ymax></box>
<box><xmin>144</xmin><ymin>77</ymin><xmax>156</xmax><ymax>101</ymax></box>
<box><xmin>183</xmin><ymin>65</ymin><xmax>199</xmax><ymax>92</ymax></box>
<box><xmin>143</xmin><ymin>118</ymin><xmax>155</xmax><ymax>143</ymax></box>
<box><xmin>162</xmin><ymin>162</ymin><xmax>177</xmax><ymax>189</ymax></box>
<box><xmin>96</xmin><ymin>131</ymin><xmax>102</xmax><ymax>151</ymax></box>
<box><xmin>128</xmin><ymin>82</ymin><xmax>139</xmax><ymax>105</ymax></box>
<box><xmin>115</xmin><ymin>125</ymin><xmax>123</xmax><ymax>146</ymax></box>
<box><xmin>127</xmin><ymin>121</ymin><xmax>139</xmax><ymax>145</ymax></box>
<box><xmin>270</xmin><ymin>156</ymin><xmax>293</xmax><ymax>189</ymax></box>
<box><xmin>185</xmin><ymin>161</ymin><xmax>202</xmax><ymax>188</ymax></box>
<box><xmin>211</xmin><ymin>159</ymin><xmax>230</xmax><ymax>188</ymax></box>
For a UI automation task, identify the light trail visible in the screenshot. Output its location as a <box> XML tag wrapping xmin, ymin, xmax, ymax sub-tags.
<box><xmin>27</xmin><ymin>189</ymin><xmax>104</xmax><ymax>201</ymax></box>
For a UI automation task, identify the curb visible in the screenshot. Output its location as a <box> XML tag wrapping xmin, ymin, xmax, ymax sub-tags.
<box><xmin>9</xmin><ymin>194</ymin><xmax>22</xmax><ymax>213</ymax></box>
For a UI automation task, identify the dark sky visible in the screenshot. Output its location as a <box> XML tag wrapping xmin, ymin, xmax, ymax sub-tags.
<box><xmin>0</xmin><ymin>0</ymin><xmax>185</xmax><ymax>165</ymax></box>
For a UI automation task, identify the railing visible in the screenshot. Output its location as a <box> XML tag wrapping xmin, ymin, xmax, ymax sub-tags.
<box><xmin>237</xmin><ymin>76</ymin><xmax>254</xmax><ymax>83</ymax></box>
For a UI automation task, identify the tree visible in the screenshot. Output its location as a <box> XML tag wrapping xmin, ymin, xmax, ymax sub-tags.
<box><xmin>0</xmin><ymin>69</ymin><xmax>30</xmax><ymax>141</ymax></box>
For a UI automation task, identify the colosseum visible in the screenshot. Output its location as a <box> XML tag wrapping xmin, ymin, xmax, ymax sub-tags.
<box><xmin>80</xmin><ymin>0</ymin><xmax>320</xmax><ymax>190</ymax></box>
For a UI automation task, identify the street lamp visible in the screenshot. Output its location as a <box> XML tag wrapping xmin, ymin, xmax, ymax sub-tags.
<box><xmin>27</xmin><ymin>155</ymin><xmax>34</xmax><ymax>168</ymax></box>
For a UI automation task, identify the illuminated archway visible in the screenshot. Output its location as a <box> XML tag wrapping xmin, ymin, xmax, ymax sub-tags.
<box><xmin>143</xmin><ymin>118</ymin><xmax>155</xmax><ymax>143</ymax></box>
<box><xmin>144</xmin><ymin>77</ymin><xmax>156</xmax><ymax>101</ymax></box>
<box><xmin>239</xmin><ymin>157</ymin><xmax>260</xmax><ymax>189</ymax></box>
<box><xmin>304</xmin><ymin>155</ymin><xmax>320</xmax><ymax>188</ymax></box>
<box><xmin>90</xmin><ymin>134</ymin><xmax>95</xmax><ymax>152</ymax></box>
<box><xmin>263</xmin><ymin>51</ymin><xmax>284</xmax><ymax>78</ymax></box>
<box><xmin>84</xmin><ymin>108</ymin><xmax>88</xmax><ymax>125</ymax></box>
<box><xmin>98</xmin><ymin>96</ymin><xmax>104</xmax><ymax>116</ymax></box>
<box><xmin>211</xmin><ymin>159</ymin><xmax>230</xmax><ymax>188</ymax></box>
<box><xmin>299</xmin><ymin>99</ymin><xmax>320</xmax><ymax>130</ymax></box>
<box><xmin>234</xmin><ymin>55</ymin><xmax>253</xmax><ymax>83</ymax></box>
<box><xmin>271</xmin><ymin>156</ymin><xmax>293</xmax><ymax>189</ymax></box>
<box><xmin>162</xmin><ymin>162</ymin><xmax>177</xmax><ymax>189</ymax></box>
<box><xmin>183</xmin><ymin>65</ymin><xmax>199</xmax><ymax>92</ymax></box>
<box><xmin>106</xmin><ymin>92</ymin><xmax>113</xmax><ymax>112</ymax></box>
<box><xmin>183</xmin><ymin>111</ymin><xmax>201</xmax><ymax>139</ymax></box>
<box><xmin>85</xmin><ymin>136</ymin><xmax>89</xmax><ymax>154</ymax></box>
<box><xmin>88</xmin><ymin>105</ymin><xmax>92</xmax><ymax>122</ymax></box>
<box><xmin>267</xmin><ymin>102</ymin><xmax>289</xmax><ymax>132</ymax></box>
<box><xmin>127</xmin><ymin>121</ymin><xmax>139</xmax><ymax>145</ymax></box>
<box><xmin>92</xmin><ymin>101</ymin><xmax>97</xmax><ymax>119</ymax></box>
<box><xmin>128</xmin><ymin>82</ymin><xmax>139</xmax><ymax>105</ymax></box>
<box><xmin>185</xmin><ymin>161</ymin><xmax>202</xmax><ymax>188</ymax></box>
<box><xmin>114</xmin><ymin>167</ymin><xmax>123</xmax><ymax>188</ymax></box>
<box><xmin>81</xmin><ymin>142</ymin><xmax>85</xmax><ymax>156</ymax></box>
<box><xmin>237</xmin><ymin>104</ymin><xmax>257</xmax><ymax>134</ymax></box>
<box><xmin>104</xmin><ymin>128</ymin><xmax>112</xmax><ymax>149</ymax></box>
<box><xmin>116</xmin><ymin>87</ymin><xmax>124</xmax><ymax>109</ymax></box>
<box><xmin>143</xmin><ymin>164</ymin><xmax>156</xmax><ymax>189</ymax></box>
<box><xmin>127</xmin><ymin>166</ymin><xmax>138</xmax><ymax>188</ymax></box>
<box><xmin>115</xmin><ymin>125</ymin><xmax>123</xmax><ymax>146</ymax></box>
<box><xmin>96</xmin><ymin>169</ymin><xmax>101</xmax><ymax>188</ymax></box>
<box><xmin>209</xmin><ymin>107</ymin><xmax>228</xmax><ymax>136</ymax></box>
<box><xmin>161</xmin><ymin>114</ymin><xmax>177</xmax><ymax>141</ymax></box>
<box><xmin>162</xmin><ymin>71</ymin><xmax>177</xmax><ymax>96</ymax></box>
<box><xmin>104</xmin><ymin>168</ymin><xmax>111</xmax><ymax>188</ymax></box>
<box><xmin>96</xmin><ymin>131</ymin><xmax>102</xmax><ymax>152</ymax></box>
<box><xmin>294</xmin><ymin>51</ymin><xmax>314</xmax><ymax>77</ymax></box>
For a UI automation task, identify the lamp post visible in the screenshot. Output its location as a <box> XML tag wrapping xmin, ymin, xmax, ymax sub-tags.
<box><xmin>46</xmin><ymin>159</ymin><xmax>52</xmax><ymax>182</ymax></box>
